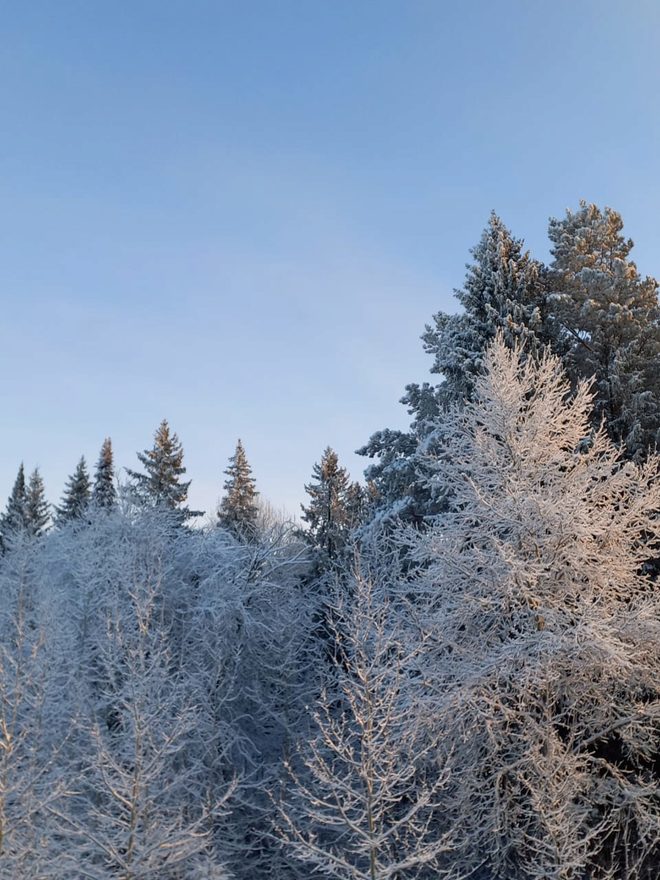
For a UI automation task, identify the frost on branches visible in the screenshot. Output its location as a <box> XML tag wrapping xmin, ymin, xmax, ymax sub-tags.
<box><xmin>277</xmin><ymin>570</ymin><xmax>454</xmax><ymax>880</ymax></box>
<box><xmin>0</xmin><ymin>495</ymin><xmax>313</xmax><ymax>879</ymax></box>
<box><xmin>412</xmin><ymin>334</ymin><xmax>660</xmax><ymax>879</ymax></box>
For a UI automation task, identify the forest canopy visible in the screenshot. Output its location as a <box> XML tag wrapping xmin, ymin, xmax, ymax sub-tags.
<box><xmin>3</xmin><ymin>203</ymin><xmax>660</xmax><ymax>880</ymax></box>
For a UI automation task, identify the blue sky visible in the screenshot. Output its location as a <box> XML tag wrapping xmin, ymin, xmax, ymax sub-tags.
<box><xmin>2</xmin><ymin>0</ymin><xmax>660</xmax><ymax>518</ymax></box>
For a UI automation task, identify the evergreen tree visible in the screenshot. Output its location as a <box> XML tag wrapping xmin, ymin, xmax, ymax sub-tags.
<box><xmin>301</xmin><ymin>448</ymin><xmax>359</xmax><ymax>566</ymax></box>
<box><xmin>423</xmin><ymin>210</ymin><xmax>557</xmax><ymax>404</ymax></box>
<box><xmin>56</xmin><ymin>457</ymin><xmax>91</xmax><ymax>525</ymax></box>
<box><xmin>128</xmin><ymin>419</ymin><xmax>199</xmax><ymax>519</ymax></box>
<box><xmin>344</xmin><ymin>480</ymin><xmax>367</xmax><ymax>530</ymax></box>
<box><xmin>548</xmin><ymin>201</ymin><xmax>660</xmax><ymax>457</ymax></box>
<box><xmin>359</xmin><ymin>213</ymin><xmax>554</xmax><ymax>525</ymax></box>
<box><xmin>92</xmin><ymin>437</ymin><xmax>116</xmax><ymax>510</ymax></box>
<box><xmin>0</xmin><ymin>463</ymin><xmax>28</xmax><ymax>545</ymax></box>
<box><xmin>217</xmin><ymin>439</ymin><xmax>259</xmax><ymax>539</ymax></box>
<box><xmin>25</xmin><ymin>468</ymin><xmax>49</xmax><ymax>536</ymax></box>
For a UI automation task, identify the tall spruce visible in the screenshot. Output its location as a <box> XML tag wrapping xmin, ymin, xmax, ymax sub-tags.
<box><xmin>25</xmin><ymin>468</ymin><xmax>49</xmax><ymax>536</ymax></box>
<box><xmin>421</xmin><ymin>210</ymin><xmax>557</xmax><ymax>403</ymax></box>
<box><xmin>0</xmin><ymin>463</ymin><xmax>28</xmax><ymax>544</ymax></box>
<box><xmin>217</xmin><ymin>440</ymin><xmax>259</xmax><ymax>539</ymax></box>
<box><xmin>92</xmin><ymin>438</ymin><xmax>116</xmax><ymax>510</ymax></box>
<box><xmin>56</xmin><ymin>457</ymin><xmax>91</xmax><ymax>524</ymax></box>
<box><xmin>128</xmin><ymin>419</ymin><xmax>199</xmax><ymax>519</ymax></box>
<box><xmin>301</xmin><ymin>447</ymin><xmax>361</xmax><ymax>567</ymax></box>
<box><xmin>548</xmin><ymin>201</ymin><xmax>660</xmax><ymax>457</ymax></box>
<box><xmin>359</xmin><ymin>212</ymin><xmax>554</xmax><ymax>526</ymax></box>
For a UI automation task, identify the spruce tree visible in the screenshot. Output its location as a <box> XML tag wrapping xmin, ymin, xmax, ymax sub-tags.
<box><xmin>548</xmin><ymin>201</ymin><xmax>660</xmax><ymax>457</ymax></box>
<box><xmin>344</xmin><ymin>480</ymin><xmax>367</xmax><ymax>530</ymax></box>
<box><xmin>92</xmin><ymin>438</ymin><xmax>116</xmax><ymax>510</ymax></box>
<box><xmin>128</xmin><ymin>419</ymin><xmax>199</xmax><ymax>519</ymax></box>
<box><xmin>0</xmin><ymin>463</ymin><xmax>28</xmax><ymax>544</ymax></box>
<box><xmin>217</xmin><ymin>439</ymin><xmax>259</xmax><ymax>539</ymax></box>
<box><xmin>56</xmin><ymin>457</ymin><xmax>91</xmax><ymax>524</ymax></box>
<box><xmin>421</xmin><ymin>211</ymin><xmax>557</xmax><ymax>403</ymax></box>
<box><xmin>301</xmin><ymin>448</ymin><xmax>358</xmax><ymax>566</ymax></box>
<box><xmin>359</xmin><ymin>212</ymin><xmax>554</xmax><ymax>525</ymax></box>
<box><xmin>25</xmin><ymin>468</ymin><xmax>49</xmax><ymax>536</ymax></box>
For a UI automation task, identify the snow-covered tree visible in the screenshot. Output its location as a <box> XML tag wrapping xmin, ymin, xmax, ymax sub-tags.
<box><xmin>359</xmin><ymin>213</ymin><xmax>555</xmax><ymax>526</ymax></box>
<box><xmin>0</xmin><ymin>463</ymin><xmax>28</xmax><ymax>545</ymax></box>
<box><xmin>424</xmin><ymin>210</ymin><xmax>556</xmax><ymax>404</ymax></box>
<box><xmin>217</xmin><ymin>439</ymin><xmax>259</xmax><ymax>540</ymax></box>
<box><xmin>53</xmin><ymin>512</ymin><xmax>230</xmax><ymax>879</ymax></box>
<box><xmin>178</xmin><ymin>520</ymin><xmax>313</xmax><ymax>879</ymax></box>
<box><xmin>409</xmin><ymin>334</ymin><xmax>660</xmax><ymax>879</ymax></box>
<box><xmin>301</xmin><ymin>447</ymin><xmax>362</xmax><ymax>568</ymax></box>
<box><xmin>277</xmin><ymin>570</ymin><xmax>453</xmax><ymax>879</ymax></box>
<box><xmin>548</xmin><ymin>201</ymin><xmax>660</xmax><ymax>457</ymax></box>
<box><xmin>128</xmin><ymin>419</ymin><xmax>200</xmax><ymax>520</ymax></box>
<box><xmin>0</xmin><ymin>536</ymin><xmax>71</xmax><ymax>878</ymax></box>
<box><xmin>56</xmin><ymin>456</ymin><xmax>91</xmax><ymax>525</ymax></box>
<box><xmin>92</xmin><ymin>437</ymin><xmax>116</xmax><ymax>510</ymax></box>
<box><xmin>25</xmin><ymin>467</ymin><xmax>50</xmax><ymax>536</ymax></box>
<box><xmin>0</xmin><ymin>472</ymin><xmax>313</xmax><ymax>878</ymax></box>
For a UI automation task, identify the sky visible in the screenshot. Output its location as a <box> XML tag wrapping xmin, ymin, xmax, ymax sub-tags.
<box><xmin>2</xmin><ymin>0</ymin><xmax>660</xmax><ymax>519</ymax></box>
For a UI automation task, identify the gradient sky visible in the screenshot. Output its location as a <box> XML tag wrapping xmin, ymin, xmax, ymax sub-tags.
<box><xmin>2</xmin><ymin>0</ymin><xmax>660</xmax><ymax>519</ymax></box>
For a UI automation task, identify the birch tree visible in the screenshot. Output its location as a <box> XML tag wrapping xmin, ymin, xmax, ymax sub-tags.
<box><xmin>54</xmin><ymin>513</ymin><xmax>230</xmax><ymax>879</ymax></box>
<box><xmin>0</xmin><ymin>537</ymin><xmax>70</xmax><ymax>879</ymax></box>
<box><xmin>411</xmin><ymin>334</ymin><xmax>660</xmax><ymax>879</ymax></box>
<box><xmin>276</xmin><ymin>570</ymin><xmax>453</xmax><ymax>879</ymax></box>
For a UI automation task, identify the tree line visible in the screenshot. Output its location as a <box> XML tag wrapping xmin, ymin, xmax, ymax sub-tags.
<box><xmin>2</xmin><ymin>200</ymin><xmax>660</xmax><ymax>879</ymax></box>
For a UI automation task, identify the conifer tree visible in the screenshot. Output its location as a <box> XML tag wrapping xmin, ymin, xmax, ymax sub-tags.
<box><xmin>0</xmin><ymin>463</ymin><xmax>28</xmax><ymax>543</ymax></box>
<box><xmin>301</xmin><ymin>448</ymin><xmax>358</xmax><ymax>566</ymax></box>
<box><xmin>92</xmin><ymin>437</ymin><xmax>116</xmax><ymax>510</ymax></box>
<box><xmin>25</xmin><ymin>468</ymin><xmax>50</xmax><ymax>536</ymax></box>
<box><xmin>359</xmin><ymin>212</ymin><xmax>555</xmax><ymax>525</ymax></box>
<box><xmin>217</xmin><ymin>439</ymin><xmax>259</xmax><ymax>539</ymax></box>
<box><xmin>548</xmin><ymin>201</ymin><xmax>660</xmax><ymax>457</ymax></box>
<box><xmin>344</xmin><ymin>480</ymin><xmax>367</xmax><ymax>530</ymax></box>
<box><xmin>56</xmin><ymin>457</ymin><xmax>91</xmax><ymax>525</ymax></box>
<box><xmin>423</xmin><ymin>210</ymin><xmax>557</xmax><ymax>404</ymax></box>
<box><xmin>128</xmin><ymin>419</ymin><xmax>199</xmax><ymax>519</ymax></box>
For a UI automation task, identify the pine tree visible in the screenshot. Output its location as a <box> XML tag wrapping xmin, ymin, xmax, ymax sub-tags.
<box><xmin>301</xmin><ymin>448</ymin><xmax>357</xmax><ymax>566</ymax></box>
<box><xmin>548</xmin><ymin>201</ymin><xmax>660</xmax><ymax>457</ymax></box>
<box><xmin>0</xmin><ymin>463</ymin><xmax>28</xmax><ymax>544</ymax></box>
<box><xmin>25</xmin><ymin>468</ymin><xmax>49</xmax><ymax>536</ymax></box>
<box><xmin>217</xmin><ymin>439</ymin><xmax>259</xmax><ymax>539</ymax></box>
<box><xmin>56</xmin><ymin>457</ymin><xmax>91</xmax><ymax>524</ymax></box>
<box><xmin>92</xmin><ymin>437</ymin><xmax>116</xmax><ymax>510</ymax></box>
<box><xmin>128</xmin><ymin>419</ymin><xmax>200</xmax><ymax>519</ymax></box>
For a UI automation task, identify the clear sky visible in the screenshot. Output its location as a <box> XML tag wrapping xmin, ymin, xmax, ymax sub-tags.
<box><xmin>2</xmin><ymin>0</ymin><xmax>660</xmax><ymax>519</ymax></box>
